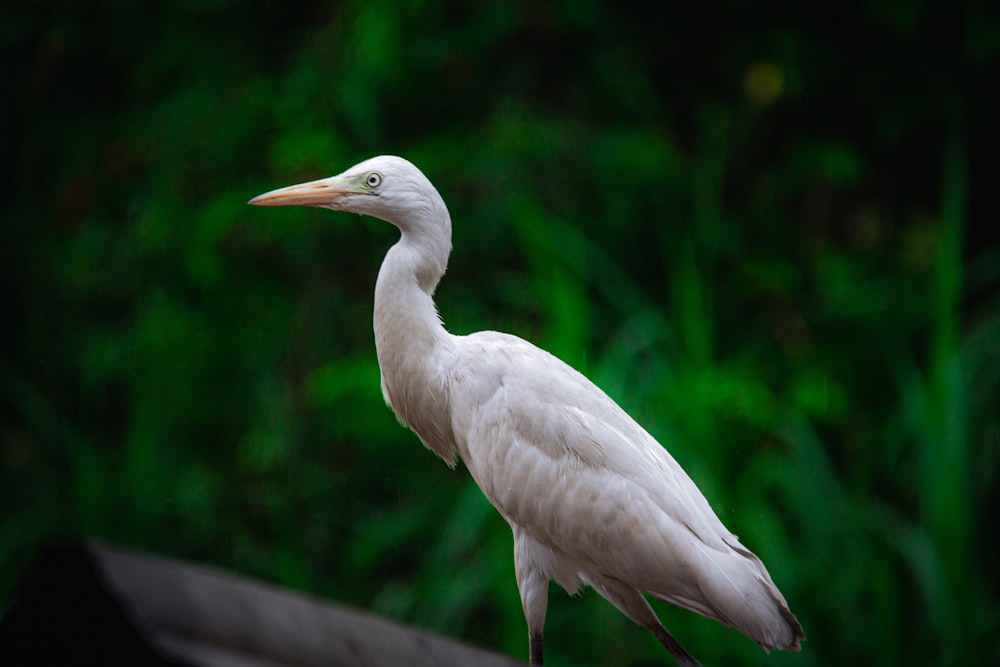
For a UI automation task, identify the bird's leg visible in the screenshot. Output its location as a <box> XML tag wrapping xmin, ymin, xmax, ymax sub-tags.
<box><xmin>513</xmin><ymin>529</ymin><xmax>551</xmax><ymax>665</ymax></box>
<box><xmin>529</xmin><ymin>631</ymin><xmax>543</xmax><ymax>665</ymax></box>
<box><xmin>649</xmin><ymin>623</ymin><xmax>701</xmax><ymax>667</ymax></box>
<box><xmin>585</xmin><ymin>574</ymin><xmax>702</xmax><ymax>667</ymax></box>
<box><xmin>516</xmin><ymin>567</ymin><xmax>548</xmax><ymax>665</ymax></box>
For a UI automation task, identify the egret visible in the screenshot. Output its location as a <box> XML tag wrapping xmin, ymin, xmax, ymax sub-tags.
<box><xmin>249</xmin><ymin>156</ymin><xmax>805</xmax><ymax>666</ymax></box>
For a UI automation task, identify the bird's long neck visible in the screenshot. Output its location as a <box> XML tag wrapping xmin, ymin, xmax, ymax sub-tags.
<box><xmin>373</xmin><ymin>222</ymin><xmax>457</xmax><ymax>464</ymax></box>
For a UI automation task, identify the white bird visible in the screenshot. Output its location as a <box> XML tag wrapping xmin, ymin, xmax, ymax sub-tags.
<box><xmin>249</xmin><ymin>155</ymin><xmax>805</xmax><ymax>666</ymax></box>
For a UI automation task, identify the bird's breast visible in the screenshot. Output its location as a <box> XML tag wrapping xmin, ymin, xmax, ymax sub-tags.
<box><xmin>378</xmin><ymin>341</ymin><xmax>459</xmax><ymax>465</ymax></box>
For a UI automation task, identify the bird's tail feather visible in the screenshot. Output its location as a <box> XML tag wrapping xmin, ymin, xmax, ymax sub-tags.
<box><xmin>652</xmin><ymin>544</ymin><xmax>804</xmax><ymax>651</ymax></box>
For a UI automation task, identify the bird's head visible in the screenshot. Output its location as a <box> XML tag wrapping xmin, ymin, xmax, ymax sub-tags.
<box><xmin>249</xmin><ymin>155</ymin><xmax>449</xmax><ymax>236</ymax></box>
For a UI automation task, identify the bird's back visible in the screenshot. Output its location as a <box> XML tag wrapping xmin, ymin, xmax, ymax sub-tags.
<box><xmin>446</xmin><ymin>330</ymin><xmax>803</xmax><ymax>651</ymax></box>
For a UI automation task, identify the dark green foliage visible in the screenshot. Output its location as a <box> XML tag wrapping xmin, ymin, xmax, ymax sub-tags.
<box><xmin>2</xmin><ymin>2</ymin><xmax>998</xmax><ymax>665</ymax></box>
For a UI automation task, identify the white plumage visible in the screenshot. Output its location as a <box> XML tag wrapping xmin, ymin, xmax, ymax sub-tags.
<box><xmin>250</xmin><ymin>155</ymin><xmax>804</xmax><ymax>666</ymax></box>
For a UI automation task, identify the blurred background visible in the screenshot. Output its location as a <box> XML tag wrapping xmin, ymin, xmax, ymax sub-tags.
<box><xmin>2</xmin><ymin>1</ymin><xmax>998</xmax><ymax>665</ymax></box>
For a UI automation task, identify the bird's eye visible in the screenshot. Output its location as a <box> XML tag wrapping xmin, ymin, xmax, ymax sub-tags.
<box><xmin>365</xmin><ymin>172</ymin><xmax>382</xmax><ymax>188</ymax></box>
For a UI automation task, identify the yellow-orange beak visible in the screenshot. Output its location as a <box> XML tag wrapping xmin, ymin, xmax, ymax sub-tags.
<box><xmin>248</xmin><ymin>175</ymin><xmax>353</xmax><ymax>208</ymax></box>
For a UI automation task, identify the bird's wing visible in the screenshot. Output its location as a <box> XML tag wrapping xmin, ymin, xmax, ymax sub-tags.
<box><xmin>449</xmin><ymin>331</ymin><xmax>732</xmax><ymax>554</ymax></box>
<box><xmin>448</xmin><ymin>331</ymin><xmax>800</xmax><ymax>647</ymax></box>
